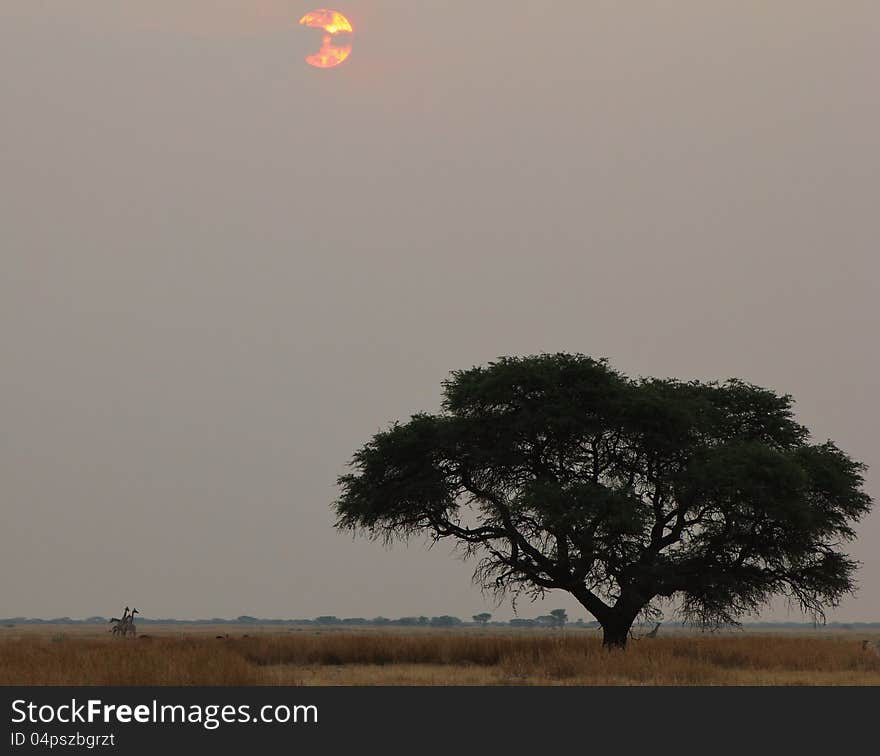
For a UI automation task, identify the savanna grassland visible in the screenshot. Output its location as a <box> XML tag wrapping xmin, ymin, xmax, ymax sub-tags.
<box><xmin>2</xmin><ymin>625</ymin><xmax>880</xmax><ymax>685</ymax></box>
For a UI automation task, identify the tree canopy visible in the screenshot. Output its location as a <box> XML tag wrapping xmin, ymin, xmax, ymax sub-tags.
<box><xmin>335</xmin><ymin>354</ymin><xmax>872</xmax><ymax>647</ymax></box>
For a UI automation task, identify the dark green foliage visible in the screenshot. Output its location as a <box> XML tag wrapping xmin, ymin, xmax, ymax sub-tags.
<box><xmin>430</xmin><ymin>616</ymin><xmax>463</xmax><ymax>627</ymax></box>
<box><xmin>335</xmin><ymin>354</ymin><xmax>872</xmax><ymax>647</ymax></box>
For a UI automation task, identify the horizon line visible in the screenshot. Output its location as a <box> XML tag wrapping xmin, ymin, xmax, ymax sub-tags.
<box><xmin>4</xmin><ymin>616</ymin><xmax>880</xmax><ymax>626</ymax></box>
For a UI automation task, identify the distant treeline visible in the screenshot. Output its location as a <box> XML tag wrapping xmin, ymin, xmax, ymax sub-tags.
<box><xmin>0</xmin><ymin>615</ymin><xmax>580</xmax><ymax>628</ymax></box>
<box><xmin>3</xmin><ymin>615</ymin><xmax>880</xmax><ymax>630</ymax></box>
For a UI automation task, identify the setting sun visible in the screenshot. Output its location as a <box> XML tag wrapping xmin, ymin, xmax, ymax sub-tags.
<box><xmin>299</xmin><ymin>9</ymin><xmax>354</xmax><ymax>69</ymax></box>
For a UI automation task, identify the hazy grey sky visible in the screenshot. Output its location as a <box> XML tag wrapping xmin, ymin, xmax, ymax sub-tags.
<box><xmin>2</xmin><ymin>2</ymin><xmax>877</xmax><ymax>622</ymax></box>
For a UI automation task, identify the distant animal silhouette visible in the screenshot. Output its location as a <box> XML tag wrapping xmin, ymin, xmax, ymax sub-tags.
<box><xmin>109</xmin><ymin>606</ymin><xmax>139</xmax><ymax>637</ymax></box>
<box><xmin>123</xmin><ymin>608</ymin><xmax>139</xmax><ymax>637</ymax></box>
<box><xmin>109</xmin><ymin>607</ymin><xmax>130</xmax><ymax>637</ymax></box>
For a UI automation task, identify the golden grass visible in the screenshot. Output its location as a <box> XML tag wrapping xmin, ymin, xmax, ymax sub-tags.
<box><xmin>2</xmin><ymin>629</ymin><xmax>879</xmax><ymax>686</ymax></box>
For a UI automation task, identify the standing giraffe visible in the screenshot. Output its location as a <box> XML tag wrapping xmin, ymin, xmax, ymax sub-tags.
<box><xmin>109</xmin><ymin>607</ymin><xmax>130</xmax><ymax>636</ymax></box>
<box><xmin>123</xmin><ymin>608</ymin><xmax>139</xmax><ymax>638</ymax></box>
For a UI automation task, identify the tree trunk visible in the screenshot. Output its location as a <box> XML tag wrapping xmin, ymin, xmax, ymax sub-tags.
<box><xmin>599</xmin><ymin>604</ymin><xmax>643</xmax><ymax>649</ymax></box>
<box><xmin>572</xmin><ymin>587</ymin><xmax>644</xmax><ymax>650</ymax></box>
<box><xmin>601</xmin><ymin>619</ymin><xmax>632</xmax><ymax>649</ymax></box>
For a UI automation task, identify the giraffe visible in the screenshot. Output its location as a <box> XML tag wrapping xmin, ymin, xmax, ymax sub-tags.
<box><xmin>123</xmin><ymin>608</ymin><xmax>139</xmax><ymax>637</ymax></box>
<box><xmin>109</xmin><ymin>607</ymin><xmax>130</xmax><ymax>636</ymax></box>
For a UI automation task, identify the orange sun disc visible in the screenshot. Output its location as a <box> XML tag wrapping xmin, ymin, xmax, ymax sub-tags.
<box><xmin>299</xmin><ymin>10</ymin><xmax>354</xmax><ymax>69</ymax></box>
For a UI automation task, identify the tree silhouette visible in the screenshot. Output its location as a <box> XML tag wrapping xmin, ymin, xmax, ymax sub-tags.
<box><xmin>335</xmin><ymin>354</ymin><xmax>872</xmax><ymax>647</ymax></box>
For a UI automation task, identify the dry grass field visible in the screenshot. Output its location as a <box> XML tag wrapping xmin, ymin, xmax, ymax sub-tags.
<box><xmin>2</xmin><ymin>625</ymin><xmax>880</xmax><ymax>685</ymax></box>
